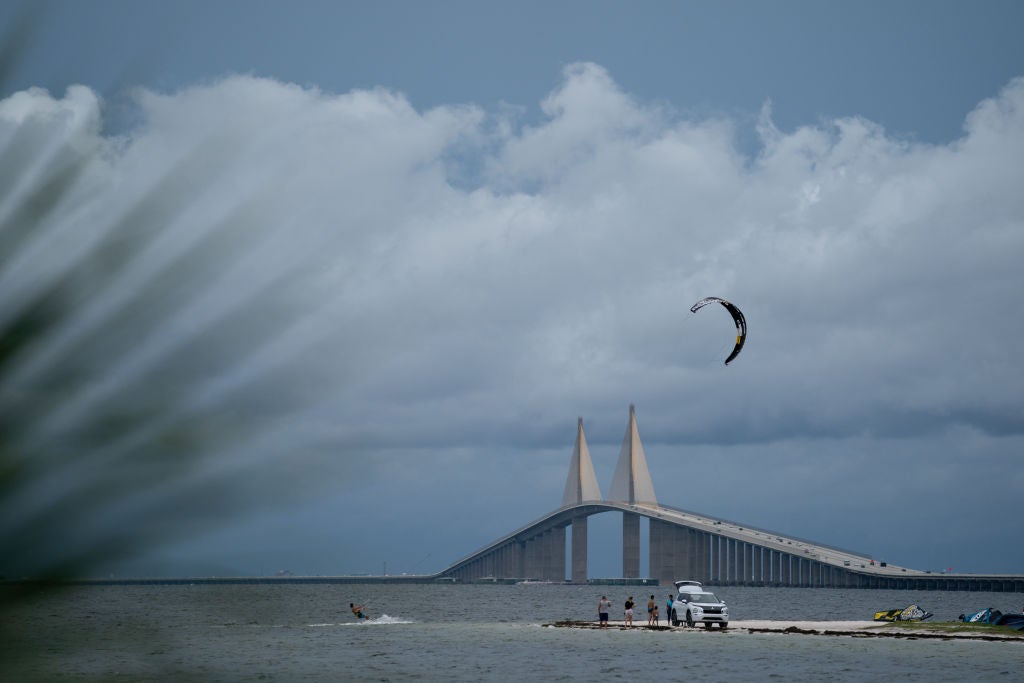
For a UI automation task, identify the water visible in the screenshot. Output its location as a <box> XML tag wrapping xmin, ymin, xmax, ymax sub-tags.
<box><xmin>3</xmin><ymin>583</ymin><xmax>1021</xmax><ymax>681</ymax></box>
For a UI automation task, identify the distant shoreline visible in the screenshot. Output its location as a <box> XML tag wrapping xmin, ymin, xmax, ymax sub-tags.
<box><xmin>2</xmin><ymin>576</ymin><xmax>436</xmax><ymax>586</ymax></box>
<box><xmin>1</xmin><ymin>576</ymin><xmax>659</xmax><ymax>587</ymax></box>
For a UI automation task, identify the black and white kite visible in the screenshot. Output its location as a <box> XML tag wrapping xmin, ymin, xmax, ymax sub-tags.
<box><xmin>690</xmin><ymin>296</ymin><xmax>747</xmax><ymax>365</ymax></box>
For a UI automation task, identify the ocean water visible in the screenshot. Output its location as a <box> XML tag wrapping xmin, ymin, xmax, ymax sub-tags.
<box><xmin>2</xmin><ymin>583</ymin><xmax>1021</xmax><ymax>681</ymax></box>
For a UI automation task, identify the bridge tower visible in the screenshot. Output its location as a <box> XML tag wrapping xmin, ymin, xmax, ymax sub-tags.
<box><xmin>607</xmin><ymin>404</ymin><xmax>657</xmax><ymax>578</ymax></box>
<box><xmin>562</xmin><ymin>418</ymin><xmax>602</xmax><ymax>583</ymax></box>
<box><xmin>562</xmin><ymin>418</ymin><xmax>602</xmax><ymax>506</ymax></box>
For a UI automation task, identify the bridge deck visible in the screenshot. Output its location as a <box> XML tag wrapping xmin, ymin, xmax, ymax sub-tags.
<box><xmin>437</xmin><ymin>502</ymin><xmax>1024</xmax><ymax>592</ymax></box>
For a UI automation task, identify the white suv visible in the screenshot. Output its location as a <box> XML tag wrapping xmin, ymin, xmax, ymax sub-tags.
<box><xmin>671</xmin><ymin>581</ymin><xmax>729</xmax><ymax>629</ymax></box>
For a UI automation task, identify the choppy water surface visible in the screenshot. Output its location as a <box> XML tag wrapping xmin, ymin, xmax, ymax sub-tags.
<box><xmin>3</xmin><ymin>583</ymin><xmax>1021</xmax><ymax>681</ymax></box>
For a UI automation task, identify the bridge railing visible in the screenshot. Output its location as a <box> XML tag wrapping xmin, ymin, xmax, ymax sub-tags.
<box><xmin>654</xmin><ymin>502</ymin><xmax>874</xmax><ymax>560</ymax></box>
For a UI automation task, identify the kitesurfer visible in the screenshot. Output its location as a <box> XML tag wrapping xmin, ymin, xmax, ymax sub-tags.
<box><xmin>350</xmin><ymin>603</ymin><xmax>369</xmax><ymax>620</ymax></box>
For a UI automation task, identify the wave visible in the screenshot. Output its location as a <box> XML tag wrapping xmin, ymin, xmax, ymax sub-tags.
<box><xmin>362</xmin><ymin>614</ymin><xmax>414</xmax><ymax>625</ymax></box>
<box><xmin>310</xmin><ymin>614</ymin><xmax>414</xmax><ymax>627</ymax></box>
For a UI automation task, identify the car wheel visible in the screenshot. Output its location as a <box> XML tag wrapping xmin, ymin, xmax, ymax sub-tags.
<box><xmin>685</xmin><ymin>612</ymin><xmax>694</xmax><ymax>628</ymax></box>
<box><xmin>671</xmin><ymin>610</ymin><xmax>679</xmax><ymax>627</ymax></box>
<box><xmin>719</xmin><ymin>622</ymin><xmax>728</xmax><ymax>629</ymax></box>
<box><xmin>704</xmin><ymin>622</ymin><xmax>712</xmax><ymax>630</ymax></box>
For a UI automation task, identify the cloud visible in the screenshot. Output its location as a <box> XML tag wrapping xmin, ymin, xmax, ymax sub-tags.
<box><xmin>2</xmin><ymin>66</ymin><xmax>1023</xmax><ymax>576</ymax></box>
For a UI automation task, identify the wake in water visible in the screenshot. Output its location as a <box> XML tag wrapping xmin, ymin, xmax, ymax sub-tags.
<box><xmin>310</xmin><ymin>614</ymin><xmax>414</xmax><ymax>627</ymax></box>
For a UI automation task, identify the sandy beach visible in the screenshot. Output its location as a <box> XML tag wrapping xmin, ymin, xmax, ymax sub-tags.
<box><xmin>546</xmin><ymin>619</ymin><xmax>1024</xmax><ymax>641</ymax></box>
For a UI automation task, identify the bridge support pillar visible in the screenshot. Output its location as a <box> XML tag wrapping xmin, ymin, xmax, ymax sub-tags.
<box><xmin>504</xmin><ymin>542</ymin><xmax>523</xmax><ymax>578</ymax></box>
<box><xmin>622</xmin><ymin>512</ymin><xmax>640</xmax><ymax>578</ymax></box>
<box><xmin>711</xmin><ymin>535</ymin><xmax>720</xmax><ymax>583</ymax></box>
<box><xmin>537</xmin><ymin>528</ymin><xmax>566</xmax><ymax>581</ymax></box>
<box><xmin>524</xmin><ymin>534</ymin><xmax>543</xmax><ymax>579</ymax></box>
<box><xmin>649</xmin><ymin>518</ymin><xmax>675</xmax><ymax>586</ymax></box>
<box><xmin>552</xmin><ymin>526</ymin><xmax>567</xmax><ymax>581</ymax></box>
<box><xmin>694</xmin><ymin>530</ymin><xmax>707</xmax><ymax>583</ymax></box>
<box><xmin>687</xmin><ymin>528</ymin><xmax>699</xmax><ymax>581</ymax></box>
<box><xmin>675</xmin><ymin>525</ymin><xmax>690</xmax><ymax>580</ymax></box>
<box><xmin>571</xmin><ymin>516</ymin><xmax>588</xmax><ymax>584</ymax></box>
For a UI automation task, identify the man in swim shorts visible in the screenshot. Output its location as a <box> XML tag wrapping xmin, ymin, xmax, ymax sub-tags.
<box><xmin>350</xmin><ymin>603</ymin><xmax>368</xmax><ymax>620</ymax></box>
<box><xmin>598</xmin><ymin>596</ymin><xmax>611</xmax><ymax>626</ymax></box>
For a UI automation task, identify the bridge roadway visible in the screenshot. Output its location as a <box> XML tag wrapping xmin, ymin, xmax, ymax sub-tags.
<box><xmin>437</xmin><ymin>501</ymin><xmax>1024</xmax><ymax>592</ymax></box>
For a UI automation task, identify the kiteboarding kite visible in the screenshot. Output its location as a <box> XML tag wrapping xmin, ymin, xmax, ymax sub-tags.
<box><xmin>690</xmin><ymin>296</ymin><xmax>747</xmax><ymax>365</ymax></box>
<box><xmin>873</xmin><ymin>604</ymin><xmax>934</xmax><ymax>622</ymax></box>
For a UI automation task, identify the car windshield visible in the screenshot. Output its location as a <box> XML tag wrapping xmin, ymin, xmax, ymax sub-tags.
<box><xmin>687</xmin><ymin>592</ymin><xmax>721</xmax><ymax>603</ymax></box>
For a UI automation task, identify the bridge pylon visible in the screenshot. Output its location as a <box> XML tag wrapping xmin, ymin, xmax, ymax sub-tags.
<box><xmin>562</xmin><ymin>418</ymin><xmax>601</xmax><ymax>583</ymax></box>
<box><xmin>607</xmin><ymin>404</ymin><xmax>657</xmax><ymax>507</ymax></box>
<box><xmin>608</xmin><ymin>404</ymin><xmax>657</xmax><ymax>578</ymax></box>
<box><xmin>562</xmin><ymin>418</ymin><xmax>602</xmax><ymax>506</ymax></box>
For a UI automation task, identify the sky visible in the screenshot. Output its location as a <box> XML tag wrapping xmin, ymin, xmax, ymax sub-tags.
<box><xmin>1</xmin><ymin>0</ymin><xmax>1023</xmax><ymax>579</ymax></box>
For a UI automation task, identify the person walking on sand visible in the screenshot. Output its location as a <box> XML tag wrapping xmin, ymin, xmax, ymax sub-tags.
<box><xmin>667</xmin><ymin>594</ymin><xmax>674</xmax><ymax>625</ymax></box>
<box><xmin>647</xmin><ymin>595</ymin><xmax>656</xmax><ymax>626</ymax></box>
<box><xmin>624</xmin><ymin>596</ymin><xmax>634</xmax><ymax>626</ymax></box>
<box><xmin>598</xmin><ymin>596</ymin><xmax>611</xmax><ymax>627</ymax></box>
<box><xmin>350</xmin><ymin>603</ymin><xmax>369</xmax><ymax>620</ymax></box>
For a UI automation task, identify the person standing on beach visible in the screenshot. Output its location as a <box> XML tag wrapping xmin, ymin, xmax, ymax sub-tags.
<box><xmin>598</xmin><ymin>596</ymin><xmax>611</xmax><ymax>627</ymax></box>
<box><xmin>624</xmin><ymin>596</ymin><xmax>634</xmax><ymax>626</ymax></box>
<box><xmin>666</xmin><ymin>595</ymin><xmax>674</xmax><ymax>625</ymax></box>
<box><xmin>653</xmin><ymin>604</ymin><xmax>660</xmax><ymax>626</ymax></box>
<box><xmin>647</xmin><ymin>595</ymin><xmax>656</xmax><ymax>626</ymax></box>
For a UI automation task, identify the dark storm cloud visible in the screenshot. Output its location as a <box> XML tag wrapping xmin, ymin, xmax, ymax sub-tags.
<box><xmin>3</xmin><ymin>66</ymin><xmax>1023</xmax><ymax>576</ymax></box>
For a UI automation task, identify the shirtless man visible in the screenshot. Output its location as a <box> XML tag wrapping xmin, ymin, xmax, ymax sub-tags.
<box><xmin>350</xmin><ymin>603</ymin><xmax>369</xmax><ymax>620</ymax></box>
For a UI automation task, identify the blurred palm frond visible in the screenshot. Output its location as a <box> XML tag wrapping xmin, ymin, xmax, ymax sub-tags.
<box><xmin>0</xmin><ymin>2</ymin><xmax>340</xmax><ymax>589</ymax></box>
